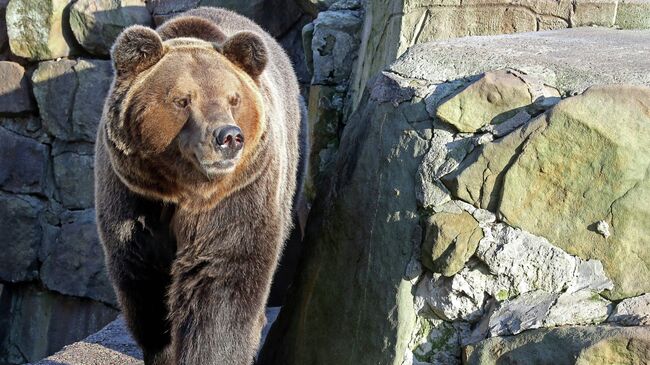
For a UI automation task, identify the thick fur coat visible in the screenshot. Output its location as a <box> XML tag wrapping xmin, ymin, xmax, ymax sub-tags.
<box><xmin>94</xmin><ymin>7</ymin><xmax>305</xmax><ymax>365</ymax></box>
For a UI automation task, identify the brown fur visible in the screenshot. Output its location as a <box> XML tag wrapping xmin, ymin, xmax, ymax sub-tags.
<box><xmin>95</xmin><ymin>7</ymin><xmax>304</xmax><ymax>365</ymax></box>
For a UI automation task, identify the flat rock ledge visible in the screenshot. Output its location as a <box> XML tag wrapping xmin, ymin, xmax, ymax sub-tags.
<box><xmin>28</xmin><ymin>317</ymin><xmax>142</xmax><ymax>365</ymax></box>
<box><xmin>29</xmin><ymin>307</ymin><xmax>281</xmax><ymax>365</ymax></box>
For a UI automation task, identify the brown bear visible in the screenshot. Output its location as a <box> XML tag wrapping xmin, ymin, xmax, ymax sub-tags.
<box><xmin>94</xmin><ymin>7</ymin><xmax>306</xmax><ymax>365</ymax></box>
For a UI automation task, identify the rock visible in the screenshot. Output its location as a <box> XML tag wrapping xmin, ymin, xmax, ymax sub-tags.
<box><xmin>32</xmin><ymin>59</ymin><xmax>113</xmax><ymax>142</ymax></box>
<box><xmin>70</xmin><ymin>0</ymin><xmax>152</xmax><ymax>56</ymax></box>
<box><xmin>53</xmin><ymin>151</ymin><xmax>94</xmax><ymax>209</ymax></box>
<box><xmin>0</xmin><ymin>193</ymin><xmax>44</xmax><ymax>283</ymax></box>
<box><xmin>40</xmin><ymin>210</ymin><xmax>115</xmax><ymax>305</ymax></box>
<box><xmin>421</xmin><ymin>211</ymin><xmax>483</xmax><ymax>276</ymax></box>
<box><xmin>545</xmin><ymin>289</ymin><xmax>612</xmax><ymax>327</ymax></box>
<box><xmin>445</xmin><ymin>85</ymin><xmax>650</xmax><ymax>299</ymax></box>
<box><xmin>617</xmin><ymin>0</ymin><xmax>650</xmax><ymax>29</ymax></box>
<box><xmin>0</xmin><ymin>283</ymin><xmax>118</xmax><ymax>364</ymax></box>
<box><xmin>0</xmin><ymin>127</ymin><xmax>48</xmax><ymax>195</ymax></box>
<box><xmin>464</xmin><ymin>325</ymin><xmax>650</xmax><ymax>365</ymax></box>
<box><xmin>148</xmin><ymin>0</ymin><xmax>303</xmax><ymax>37</ymax></box>
<box><xmin>0</xmin><ymin>62</ymin><xmax>34</xmax><ymax>114</ymax></box>
<box><xmin>401</xmin><ymin>316</ymin><xmax>468</xmax><ymax>365</ymax></box>
<box><xmin>6</xmin><ymin>0</ymin><xmax>79</xmax><ymax>60</ymax></box>
<box><xmin>278</xmin><ymin>15</ymin><xmax>312</xmax><ymax>91</ymax></box>
<box><xmin>259</xmin><ymin>72</ymin><xmax>430</xmax><ymax>365</ymax></box>
<box><xmin>608</xmin><ymin>293</ymin><xmax>650</xmax><ymax>326</ymax></box>
<box><xmin>415</xmin><ymin>268</ymin><xmax>496</xmax><ymax>322</ymax></box>
<box><xmin>310</xmin><ymin>6</ymin><xmax>363</xmax><ymax>85</ymax></box>
<box><xmin>436</xmin><ymin>70</ymin><xmax>559</xmax><ymax>133</ymax></box>
<box><xmin>391</xmin><ymin>28</ymin><xmax>650</xmax><ymax>97</ymax></box>
<box><xmin>487</xmin><ymin>290</ymin><xmax>558</xmax><ymax>336</ymax></box>
<box><xmin>475</xmin><ymin>224</ymin><xmax>613</xmax><ymax>296</ymax></box>
<box><xmin>487</xmin><ymin>289</ymin><xmax>611</xmax><ymax>336</ymax></box>
<box><xmin>416</xmin><ymin>129</ymin><xmax>473</xmax><ymax>210</ymax></box>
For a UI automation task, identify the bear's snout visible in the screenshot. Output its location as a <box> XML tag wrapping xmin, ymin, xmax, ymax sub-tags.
<box><xmin>214</xmin><ymin>125</ymin><xmax>244</xmax><ymax>151</ymax></box>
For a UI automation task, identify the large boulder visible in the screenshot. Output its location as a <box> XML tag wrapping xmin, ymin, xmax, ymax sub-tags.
<box><xmin>52</xmin><ymin>150</ymin><xmax>95</xmax><ymax>209</ymax></box>
<box><xmin>444</xmin><ymin>85</ymin><xmax>650</xmax><ymax>299</ymax></box>
<box><xmin>32</xmin><ymin>59</ymin><xmax>113</xmax><ymax>142</ymax></box>
<box><xmin>70</xmin><ymin>0</ymin><xmax>152</xmax><ymax>56</ymax></box>
<box><xmin>5</xmin><ymin>0</ymin><xmax>79</xmax><ymax>60</ymax></box>
<box><xmin>464</xmin><ymin>325</ymin><xmax>650</xmax><ymax>365</ymax></box>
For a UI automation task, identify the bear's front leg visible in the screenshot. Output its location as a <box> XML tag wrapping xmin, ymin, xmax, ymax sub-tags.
<box><xmin>167</xmin><ymin>215</ymin><xmax>282</xmax><ymax>365</ymax></box>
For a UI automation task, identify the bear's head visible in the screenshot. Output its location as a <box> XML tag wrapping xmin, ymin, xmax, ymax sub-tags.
<box><xmin>104</xmin><ymin>17</ymin><xmax>270</xmax><ymax>205</ymax></box>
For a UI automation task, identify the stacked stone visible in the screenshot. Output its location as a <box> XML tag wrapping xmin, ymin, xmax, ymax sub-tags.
<box><xmin>261</xmin><ymin>27</ymin><xmax>650</xmax><ymax>365</ymax></box>
<box><xmin>0</xmin><ymin>1</ymin><xmax>312</xmax><ymax>364</ymax></box>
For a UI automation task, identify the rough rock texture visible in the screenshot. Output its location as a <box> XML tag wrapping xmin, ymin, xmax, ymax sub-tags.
<box><xmin>464</xmin><ymin>325</ymin><xmax>650</xmax><ymax>365</ymax></box>
<box><xmin>5</xmin><ymin>0</ymin><xmax>79</xmax><ymax>60</ymax></box>
<box><xmin>421</xmin><ymin>211</ymin><xmax>482</xmax><ymax>276</ymax></box>
<box><xmin>348</xmin><ymin>1</ymin><xmax>650</xmax><ymax>112</ymax></box>
<box><xmin>260</xmin><ymin>73</ymin><xmax>428</xmax><ymax>365</ymax></box>
<box><xmin>608</xmin><ymin>293</ymin><xmax>650</xmax><ymax>326</ymax></box>
<box><xmin>265</xmin><ymin>27</ymin><xmax>650</xmax><ymax>365</ymax></box>
<box><xmin>32</xmin><ymin>59</ymin><xmax>113</xmax><ymax>142</ymax></box>
<box><xmin>40</xmin><ymin>210</ymin><xmax>115</xmax><ymax>305</ymax></box>
<box><xmin>52</xmin><ymin>150</ymin><xmax>95</xmax><ymax>209</ymax></box>
<box><xmin>30</xmin><ymin>307</ymin><xmax>283</xmax><ymax>365</ymax></box>
<box><xmin>0</xmin><ymin>61</ymin><xmax>34</xmax><ymax>114</ymax></box>
<box><xmin>0</xmin><ymin>284</ymin><xmax>118</xmax><ymax>365</ymax></box>
<box><xmin>445</xmin><ymin>85</ymin><xmax>650</xmax><ymax>299</ymax></box>
<box><xmin>28</xmin><ymin>317</ymin><xmax>142</xmax><ymax>365</ymax></box>
<box><xmin>70</xmin><ymin>0</ymin><xmax>152</xmax><ymax>56</ymax></box>
<box><xmin>0</xmin><ymin>193</ymin><xmax>44</xmax><ymax>283</ymax></box>
<box><xmin>391</xmin><ymin>28</ymin><xmax>650</xmax><ymax>96</ymax></box>
<box><xmin>436</xmin><ymin>69</ymin><xmax>560</xmax><ymax>133</ymax></box>
<box><xmin>0</xmin><ymin>127</ymin><xmax>48</xmax><ymax>195</ymax></box>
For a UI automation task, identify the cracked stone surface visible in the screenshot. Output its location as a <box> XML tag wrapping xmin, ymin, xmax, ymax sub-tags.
<box><xmin>32</xmin><ymin>59</ymin><xmax>113</xmax><ymax>142</ymax></box>
<box><xmin>465</xmin><ymin>325</ymin><xmax>650</xmax><ymax>365</ymax></box>
<box><xmin>444</xmin><ymin>85</ymin><xmax>650</xmax><ymax>299</ymax></box>
<box><xmin>608</xmin><ymin>293</ymin><xmax>650</xmax><ymax>326</ymax></box>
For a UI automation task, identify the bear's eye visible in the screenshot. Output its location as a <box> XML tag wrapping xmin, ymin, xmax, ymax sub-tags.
<box><xmin>229</xmin><ymin>94</ymin><xmax>240</xmax><ymax>108</ymax></box>
<box><xmin>174</xmin><ymin>97</ymin><xmax>191</xmax><ymax>109</ymax></box>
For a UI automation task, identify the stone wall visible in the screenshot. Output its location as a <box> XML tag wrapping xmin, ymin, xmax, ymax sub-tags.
<box><xmin>302</xmin><ymin>0</ymin><xmax>650</xmax><ymax>195</ymax></box>
<box><xmin>261</xmin><ymin>27</ymin><xmax>650</xmax><ymax>365</ymax></box>
<box><xmin>0</xmin><ymin>1</ymin><xmax>311</xmax><ymax>364</ymax></box>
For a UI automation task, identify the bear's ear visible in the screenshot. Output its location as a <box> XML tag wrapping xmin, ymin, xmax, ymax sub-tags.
<box><xmin>222</xmin><ymin>32</ymin><xmax>268</xmax><ymax>80</ymax></box>
<box><xmin>111</xmin><ymin>25</ymin><xmax>164</xmax><ymax>77</ymax></box>
<box><xmin>157</xmin><ymin>16</ymin><xmax>227</xmax><ymax>43</ymax></box>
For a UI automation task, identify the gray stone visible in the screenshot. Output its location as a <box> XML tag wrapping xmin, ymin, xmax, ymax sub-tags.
<box><xmin>260</xmin><ymin>73</ymin><xmax>427</xmax><ymax>365</ymax></box>
<box><xmin>464</xmin><ymin>325</ymin><xmax>650</xmax><ymax>365</ymax></box>
<box><xmin>391</xmin><ymin>28</ymin><xmax>650</xmax><ymax>97</ymax></box>
<box><xmin>70</xmin><ymin>0</ymin><xmax>152</xmax><ymax>56</ymax></box>
<box><xmin>6</xmin><ymin>0</ymin><xmax>79</xmax><ymax>60</ymax></box>
<box><xmin>0</xmin><ymin>127</ymin><xmax>48</xmax><ymax>194</ymax></box>
<box><xmin>0</xmin><ymin>61</ymin><xmax>34</xmax><ymax>114</ymax></box>
<box><xmin>488</xmin><ymin>289</ymin><xmax>611</xmax><ymax>336</ymax></box>
<box><xmin>476</xmin><ymin>224</ymin><xmax>613</xmax><ymax>297</ymax></box>
<box><xmin>53</xmin><ymin>151</ymin><xmax>94</xmax><ymax>209</ymax></box>
<box><xmin>0</xmin><ymin>193</ymin><xmax>44</xmax><ymax>283</ymax></box>
<box><xmin>608</xmin><ymin>293</ymin><xmax>650</xmax><ymax>326</ymax></box>
<box><xmin>0</xmin><ymin>284</ymin><xmax>118</xmax><ymax>365</ymax></box>
<box><xmin>310</xmin><ymin>8</ymin><xmax>363</xmax><ymax>85</ymax></box>
<box><xmin>415</xmin><ymin>269</ymin><xmax>495</xmax><ymax>322</ymax></box>
<box><xmin>32</xmin><ymin>59</ymin><xmax>113</xmax><ymax>142</ymax></box>
<box><xmin>401</xmin><ymin>316</ymin><xmax>467</xmax><ymax>365</ymax></box>
<box><xmin>40</xmin><ymin>210</ymin><xmax>116</xmax><ymax>305</ymax></box>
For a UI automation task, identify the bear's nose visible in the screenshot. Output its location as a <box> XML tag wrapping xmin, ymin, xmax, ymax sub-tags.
<box><xmin>214</xmin><ymin>125</ymin><xmax>244</xmax><ymax>150</ymax></box>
